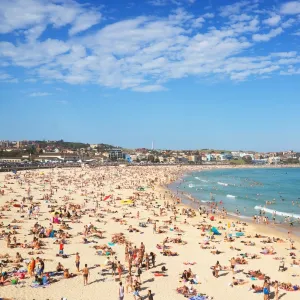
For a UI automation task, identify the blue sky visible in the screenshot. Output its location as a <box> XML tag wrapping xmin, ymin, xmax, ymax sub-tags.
<box><xmin>0</xmin><ymin>0</ymin><xmax>300</xmax><ymax>151</ymax></box>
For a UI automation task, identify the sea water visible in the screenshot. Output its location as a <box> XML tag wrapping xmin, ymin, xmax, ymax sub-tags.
<box><xmin>171</xmin><ymin>168</ymin><xmax>300</xmax><ymax>223</ymax></box>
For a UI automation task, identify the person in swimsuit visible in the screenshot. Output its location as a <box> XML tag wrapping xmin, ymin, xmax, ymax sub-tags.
<box><xmin>82</xmin><ymin>264</ymin><xmax>89</xmax><ymax>286</ymax></box>
<box><xmin>230</xmin><ymin>257</ymin><xmax>236</xmax><ymax>274</ymax></box>
<box><xmin>274</xmin><ymin>281</ymin><xmax>279</xmax><ymax>300</ymax></box>
<box><xmin>75</xmin><ymin>252</ymin><xmax>80</xmax><ymax>272</ymax></box>
<box><xmin>119</xmin><ymin>281</ymin><xmax>124</xmax><ymax>300</ymax></box>
<box><xmin>263</xmin><ymin>280</ymin><xmax>270</xmax><ymax>300</ymax></box>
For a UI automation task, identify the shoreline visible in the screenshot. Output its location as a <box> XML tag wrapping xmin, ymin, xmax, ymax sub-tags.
<box><xmin>163</xmin><ymin>165</ymin><xmax>300</xmax><ymax>239</ymax></box>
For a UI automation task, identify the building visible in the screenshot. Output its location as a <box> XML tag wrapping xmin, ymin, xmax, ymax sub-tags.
<box><xmin>0</xmin><ymin>158</ymin><xmax>23</xmax><ymax>162</ymax></box>
<box><xmin>109</xmin><ymin>149</ymin><xmax>125</xmax><ymax>160</ymax></box>
<box><xmin>268</xmin><ymin>157</ymin><xmax>281</xmax><ymax>164</ymax></box>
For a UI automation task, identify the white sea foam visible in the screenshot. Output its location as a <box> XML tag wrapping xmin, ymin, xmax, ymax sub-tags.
<box><xmin>254</xmin><ymin>206</ymin><xmax>300</xmax><ymax>218</ymax></box>
<box><xmin>218</xmin><ymin>182</ymin><xmax>228</xmax><ymax>186</ymax></box>
<box><xmin>188</xmin><ymin>184</ymin><xmax>195</xmax><ymax>188</ymax></box>
<box><xmin>195</xmin><ymin>177</ymin><xmax>209</xmax><ymax>182</ymax></box>
<box><xmin>226</xmin><ymin>194</ymin><xmax>236</xmax><ymax>198</ymax></box>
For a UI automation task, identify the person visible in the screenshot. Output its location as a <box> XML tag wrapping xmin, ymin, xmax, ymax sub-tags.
<box><xmin>111</xmin><ymin>259</ymin><xmax>117</xmax><ymax>277</ymax></box>
<box><xmin>274</xmin><ymin>281</ymin><xmax>279</xmax><ymax>300</ymax></box>
<box><xmin>56</xmin><ymin>262</ymin><xmax>64</xmax><ymax>272</ymax></box>
<box><xmin>82</xmin><ymin>264</ymin><xmax>89</xmax><ymax>286</ymax></box>
<box><xmin>263</xmin><ymin>280</ymin><xmax>270</xmax><ymax>300</ymax></box>
<box><xmin>213</xmin><ymin>261</ymin><xmax>221</xmax><ymax>278</ymax></box>
<box><xmin>153</xmin><ymin>222</ymin><xmax>156</xmax><ymax>234</ymax></box>
<box><xmin>133</xmin><ymin>287</ymin><xmax>142</xmax><ymax>300</ymax></box>
<box><xmin>75</xmin><ymin>252</ymin><xmax>80</xmax><ymax>272</ymax></box>
<box><xmin>37</xmin><ymin>258</ymin><xmax>45</xmax><ymax>276</ymax></box>
<box><xmin>119</xmin><ymin>281</ymin><xmax>125</xmax><ymax>300</ymax></box>
<box><xmin>230</xmin><ymin>257</ymin><xmax>236</xmax><ymax>274</ymax></box>
<box><xmin>148</xmin><ymin>290</ymin><xmax>154</xmax><ymax>300</ymax></box>
<box><xmin>59</xmin><ymin>241</ymin><xmax>64</xmax><ymax>255</ymax></box>
<box><xmin>150</xmin><ymin>252</ymin><xmax>156</xmax><ymax>267</ymax></box>
<box><xmin>117</xmin><ymin>261</ymin><xmax>123</xmax><ymax>281</ymax></box>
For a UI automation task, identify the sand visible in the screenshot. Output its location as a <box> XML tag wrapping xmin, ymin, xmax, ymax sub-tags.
<box><xmin>0</xmin><ymin>165</ymin><xmax>299</xmax><ymax>300</ymax></box>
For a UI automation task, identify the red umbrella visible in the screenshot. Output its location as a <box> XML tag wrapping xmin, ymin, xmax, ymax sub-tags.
<box><xmin>103</xmin><ymin>195</ymin><xmax>112</xmax><ymax>201</ymax></box>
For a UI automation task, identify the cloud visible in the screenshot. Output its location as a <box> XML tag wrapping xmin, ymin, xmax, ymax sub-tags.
<box><xmin>24</xmin><ymin>78</ymin><xmax>37</xmax><ymax>83</ymax></box>
<box><xmin>0</xmin><ymin>72</ymin><xmax>18</xmax><ymax>83</ymax></box>
<box><xmin>219</xmin><ymin>1</ymin><xmax>258</xmax><ymax>17</ymax></box>
<box><xmin>69</xmin><ymin>11</ymin><xmax>101</xmax><ymax>36</ymax></box>
<box><xmin>56</xmin><ymin>100</ymin><xmax>68</xmax><ymax>104</ymax></box>
<box><xmin>29</xmin><ymin>92</ymin><xmax>52</xmax><ymax>97</ymax></box>
<box><xmin>0</xmin><ymin>1</ymin><xmax>299</xmax><ymax>92</ymax></box>
<box><xmin>148</xmin><ymin>0</ymin><xmax>196</xmax><ymax>6</ymax></box>
<box><xmin>0</xmin><ymin>0</ymin><xmax>101</xmax><ymax>36</ymax></box>
<box><xmin>280</xmin><ymin>66</ymin><xmax>300</xmax><ymax>75</ymax></box>
<box><xmin>280</xmin><ymin>1</ymin><xmax>300</xmax><ymax>14</ymax></box>
<box><xmin>263</xmin><ymin>15</ymin><xmax>281</xmax><ymax>27</ymax></box>
<box><xmin>252</xmin><ymin>27</ymin><xmax>283</xmax><ymax>42</ymax></box>
<box><xmin>293</xmin><ymin>30</ymin><xmax>300</xmax><ymax>36</ymax></box>
<box><xmin>132</xmin><ymin>85</ymin><xmax>167</xmax><ymax>92</ymax></box>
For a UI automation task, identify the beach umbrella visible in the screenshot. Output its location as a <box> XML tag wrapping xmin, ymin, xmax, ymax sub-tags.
<box><xmin>103</xmin><ymin>195</ymin><xmax>112</xmax><ymax>201</ymax></box>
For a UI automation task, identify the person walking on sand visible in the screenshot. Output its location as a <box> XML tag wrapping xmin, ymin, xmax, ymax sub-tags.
<box><xmin>263</xmin><ymin>280</ymin><xmax>270</xmax><ymax>300</ymax></box>
<box><xmin>153</xmin><ymin>222</ymin><xmax>156</xmax><ymax>234</ymax></box>
<box><xmin>274</xmin><ymin>281</ymin><xmax>279</xmax><ymax>300</ymax></box>
<box><xmin>82</xmin><ymin>264</ymin><xmax>89</xmax><ymax>286</ymax></box>
<box><xmin>119</xmin><ymin>281</ymin><xmax>125</xmax><ymax>300</ymax></box>
<box><xmin>59</xmin><ymin>241</ymin><xmax>64</xmax><ymax>255</ymax></box>
<box><xmin>75</xmin><ymin>252</ymin><xmax>80</xmax><ymax>272</ymax></box>
<box><xmin>117</xmin><ymin>261</ymin><xmax>123</xmax><ymax>281</ymax></box>
<box><xmin>147</xmin><ymin>290</ymin><xmax>154</xmax><ymax>300</ymax></box>
<box><xmin>230</xmin><ymin>257</ymin><xmax>236</xmax><ymax>274</ymax></box>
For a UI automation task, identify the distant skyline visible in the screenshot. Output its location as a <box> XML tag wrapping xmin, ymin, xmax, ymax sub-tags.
<box><xmin>0</xmin><ymin>0</ymin><xmax>300</xmax><ymax>152</ymax></box>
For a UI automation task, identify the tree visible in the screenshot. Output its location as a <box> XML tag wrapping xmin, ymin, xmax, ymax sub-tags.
<box><xmin>242</xmin><ymin>155</ymin><xmax>253</xmax><ymax>164</ymax></box>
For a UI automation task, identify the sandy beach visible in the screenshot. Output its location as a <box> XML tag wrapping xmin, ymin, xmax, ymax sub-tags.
<box><xmin>0</xmin><ymin>165</ymin><xmax>299</xmax><ymax>300</ymax></box>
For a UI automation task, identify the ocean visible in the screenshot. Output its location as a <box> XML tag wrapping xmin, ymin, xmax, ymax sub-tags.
<box><xmin>169</xmin><ymin>168</ymin><xmax>300</xmax><ymax>223</ymax></box>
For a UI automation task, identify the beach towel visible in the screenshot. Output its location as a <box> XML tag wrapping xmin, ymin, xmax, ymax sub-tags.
<box><xmin>108</xmin><ymin>242</ymin><xmax>116</xmax><ymax>247</ymax></box>
<box><xmin>189</xmin><ymin>296</ymin><xmax>207</xmax><ymax>300</ymax></box>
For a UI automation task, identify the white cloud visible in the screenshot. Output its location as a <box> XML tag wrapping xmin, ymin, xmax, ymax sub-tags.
<box><xmin>24</xmin><ymin>78</ymin><xmax>37</xmax><ymax>83</ymax></box>
<box><xmin>263</xmin><ymin>15</ymin><xmax>281</xmax><ymax>27</ymax></box>
<box><xmin>149</xmin><ymin>0</ymin><xmax>196</xmax><ymax>6</ymax></box>
<box><xmin>202</xmin><ymin>13</ymin><xmax>214</xmax><ymax>19</ymax></box>
<box><xmin>280</xmin><ymin>66</ymin><xmax>300</xmax><ymax>75</ymax></box>
<box><xmin>0</xmin><ymin>72</ymin><xmax>18</xmax><ymax>83</ymax></box>
<box><xmin>29</xmin><ymin>92</ymin><xmax>52</xmax><ymax>97</ymax></box>
<box><xmin>252</xmin><ymin>27</ymin><xmax>283</xmax><ymax>42</ymax></box>
<box><xmin>282</xmin><ymin>18</ymin><xmax>296</xmax><ymax>28</ymax></box>
<box><xmin>132</xmin><ymin>85</ymin><xmax>166</xmax><ymax>92</ymax></box>
<box><xmin>69</xmin><ymin>11</ymin><xmax>101</xmax><ymax>36</ymax></box>
<box><xmin>293</xmin><ymin>30</ymin><xmax>300</xmax><ymax>36</ymax></box>
<box><xmin>0</xmin><ymin>1</ymin><xmax>299</xmax><ymax>91</ymax></box>
<box><xmin>219</xmin><ymin>1</ymin><xmax>258</xmax><ymax>17</ymax></box>
<box><xmin>0</xmin><ymin>0</ymin><xmax>101</xmax><ymax>36</ymax></box>
<box><xmin>280</xmin><ymin>1</ymin><xmax>300</xmax><ymax>14</ymax></box>
<box><xmin>56</xmin><ymin>100</ymin><xmax>68</xmax><ymax>104</ymax></box>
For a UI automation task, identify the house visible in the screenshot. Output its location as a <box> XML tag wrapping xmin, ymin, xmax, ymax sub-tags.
<box><xmin>109</xmin><ymin>149</ymin><xmax>125</xmax><ymax>160</ymax></box>
<box><xmin>268</xmin><ymin>157</ymin><xmax>281</xmax><ymax>164</ymax></box>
